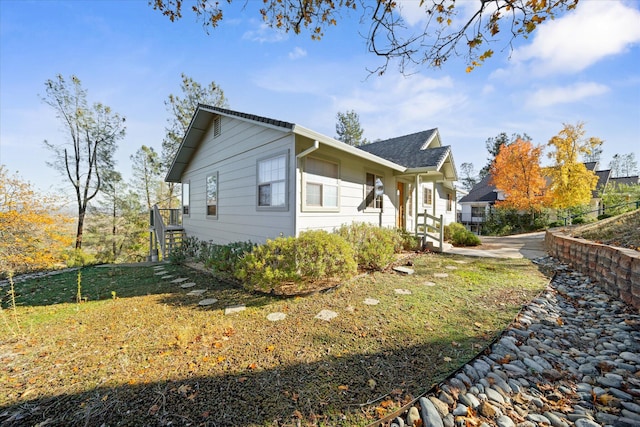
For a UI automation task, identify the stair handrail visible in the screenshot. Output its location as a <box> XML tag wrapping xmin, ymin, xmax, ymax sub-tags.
<box><xmin>417</xmin><ymin>210</ymin><xmax>444</xmax><ymax>252</ymax></box>
<box><xmin>152</xmin><ymin>205</ymin><xmax>167</xmax><ymax>258</ymax></box>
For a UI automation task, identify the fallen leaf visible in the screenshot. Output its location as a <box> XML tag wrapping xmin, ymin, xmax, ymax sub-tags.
<box><xmin>265</xmin><ymin>345</ymin><xmax>275</xmax><ymax>352</ymax></box>
<box><xmin>368</xmin><ymin>379</ymin><xmax>377</xmax><ymax>389</ymax></box>
<box><xmin>338</xmin><ymin>385</ymin><xmax>349</xmax><ymax>391</ymax></box>
<box><xmin>451</xmin><ymin>341</ymin><xmax>460</xmax><ymax>347</ymax></box>
<box><xmin>443</xmin><ymin>356</ymin><xmax>452</xmax><ymax>362</ymax></box>
<box><xmin>247</xmin><ymin>363</ymin><xmax>257</xmax><ymax>370</ymax></box>
<box><xmin>177</xmin><ymin>384</ymin><xmax>192</xmax><ymax>395</ymax></box>
<box><xmin>380</xmin><ymin>399</ymin><xmax>394</xmax><ymax>408</ymax></box>
<box><xmin>148</xmin><ymin>404</ymin><xmax>160</xmax><ymax>415</ymax></box>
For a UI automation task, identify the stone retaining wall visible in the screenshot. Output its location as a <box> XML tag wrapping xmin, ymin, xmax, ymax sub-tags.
<box><xmin>545</xmin><ymin>230</ymin><xmax>640</xmax><ymax>310</ymax></box>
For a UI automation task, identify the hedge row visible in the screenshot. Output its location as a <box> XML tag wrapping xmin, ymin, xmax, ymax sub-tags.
<box><xmin>170</xmin><ymin>223</ymin><xmax>419</xmax><ymax>296</ymax></box>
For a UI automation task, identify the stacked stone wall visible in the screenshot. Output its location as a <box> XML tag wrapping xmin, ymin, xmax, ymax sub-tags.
<box><xmin>545</xmin><ymin>230</ymin><xmax>640</xmax><ymax>310</ymax></box>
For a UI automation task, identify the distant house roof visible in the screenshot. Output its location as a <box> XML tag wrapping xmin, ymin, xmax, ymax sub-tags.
<box><xmin>458</xmin><ymin>175</ymin><xmax>498</xmax><ymax>204</ymax></box>
<box><xmin>357</xmin><ymin>129</ymin><xmax>457</xmax><ymax>179</ymax></box>
<box><xmin>584</xmin><ymin>161</ymin><xmax>598</xmax><ymax>172</ymax></box>
<box><xmin>593</xmin><ymin>169</ymin><xmax>611</xmax><ymax>197</ymax></box>
<box><xmin>610</xmin><ymin>175</ymin><xmax>640</xmax><ymax>187</ymax></box>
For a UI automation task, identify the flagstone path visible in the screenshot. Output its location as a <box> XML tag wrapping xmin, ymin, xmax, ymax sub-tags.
<box><xmin>153</xmin><ymin>263</ymin><xmax>429</xmax><ymax>323</ymax></box>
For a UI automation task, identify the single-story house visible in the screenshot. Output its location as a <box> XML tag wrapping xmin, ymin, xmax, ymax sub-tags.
<box><xmin>155</xmin><ymin>105</ymin><xmax>458</xmax><ymax>254</ymax></box>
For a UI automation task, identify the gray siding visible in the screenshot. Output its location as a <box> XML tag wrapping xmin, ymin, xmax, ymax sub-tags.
<box><xmin>181</xmin><ymin>116</ymin><xmax>295</xmax><ymax>244</ymax></box>
<box><xmin>295</xmin><ymin>143</ymin><xmax>398</xmax><ymax>233</ymax></box>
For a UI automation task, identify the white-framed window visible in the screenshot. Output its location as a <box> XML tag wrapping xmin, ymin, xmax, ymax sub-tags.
<box><xmin>471</xmin><ymin>206</ymin><xmax>485</xmax><ymax>218</ymax></box>
<box><xmin>206</xmin><ymin>172</ymin><xmax>218</xmax><ymax>218</ymax></box>
<box><xmin>181</xmin><ymin>182</ymin><xmax>190</xmax><ymax>216</ymax></box>
<box><xmin>303</xmin><ymin>157</ymin><xmax>339</xmax><ymax>210</ymax></box>
<box><xmin>257</xmin><ymin>153</ymin><xmax>288</xmax><ymax>210</ymax></box>
<box><xmin>423</xmin><ymin>187</ymin><xmax>433</xmax><ymax>206</ymax></box>
<box><xmin>365</xmin><ymin>172</ymin><xmax>383</xmax><ymax>209</ymax></box>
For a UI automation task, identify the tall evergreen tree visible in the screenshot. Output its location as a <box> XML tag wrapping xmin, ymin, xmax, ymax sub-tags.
<box><xmin>336</xmin><ymin>110</ymin><xmax>368</xmax><ymax>146</ymax></box>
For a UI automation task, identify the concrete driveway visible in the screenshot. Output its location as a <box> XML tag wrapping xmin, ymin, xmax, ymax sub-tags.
<box><xmin>443</xmin><ymin>231</ymin><xmax>547</xmax><ymax>260</ymax></box>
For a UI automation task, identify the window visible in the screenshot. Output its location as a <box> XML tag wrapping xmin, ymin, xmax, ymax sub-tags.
<box><xmin>213</xmin><ymin>116</ymin><xmax>221</xmax><ymax>137</ymax></box>
<box><xmin>304</xmin><ymin>157</ymin><xmax>339</xmax><ymax>209</ymax></box>
<box><xmin>423</xmin><ymin>187</ymin><xmax>433</xmax><ymax>206</ymax></box>
<box><xmin>206</xmin><ymin>173</ymin><xmax>218</xmax><ymax>218</ymax></box>
<box><xmin>366</xmin><ymin>172</ymin><xmax>383</xmax><ymax>209</ymax></box>
<box><xmin>182</xmin><ymin>182</ymin><xmax>190</xmax><ymax>216</ymax></box>
<box><xmin>257</xmin><ymin>154</ymin><xmax>287</xmax><ymax>208</ymax></box>
<box><xmin>471</xmin><ymin>206</ymin><xmax>485</xmax><ymax>218</ymax></box>
<box><xmin>447</xmin><ymin>193</ymin><xmax>453</xmax><ymax>211</ymax></box>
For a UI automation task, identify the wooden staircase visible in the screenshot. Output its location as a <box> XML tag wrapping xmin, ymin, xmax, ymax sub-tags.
<box><xmin>149</xmin><ymin>205</ymin><xmax>185</xmax><ymax>261</ymax></box>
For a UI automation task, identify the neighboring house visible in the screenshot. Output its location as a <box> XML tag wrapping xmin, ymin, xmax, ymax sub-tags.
<box><xmin>459</xmin><ymin>162</ymin><xmax>633</xmax><ymax>231</ymax></box>
<box><xmin>457</xmin><ymin>175</ymin><xmax>502</xmax><ymax>233</ymax></box>
<box><xmin>155</xmin><ymin>105</ymin><xmax>458</xmax><ymax>255</ymax></box>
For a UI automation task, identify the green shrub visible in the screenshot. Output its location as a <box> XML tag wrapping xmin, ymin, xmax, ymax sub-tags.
<box><xmin>445</xmin><ymin>223</ymin><xmax>481</xmax><ymax>247</ymax></box>
<box><xmin>394</xmin><ymin>228</ymin><xmax>420</xmax><ymax>251</ymax></box>
<box><xmin>204</xmin><ymin>241</ymin><xmax>255</xmax><ymax>282</ymax></box>
<box><xmin>64</xmin><ymin>249</ymin><xmax>98</xmax><ymax>268</ymax></box>
<box><xmin>335</xmin><ymin>223</ymin><xmax>397</xmax><ymax>271</ymax></box>
<box><xmin>236</xmin><ymin>230</ymin><xmax>357</xmax><ymax>295</ymax></box>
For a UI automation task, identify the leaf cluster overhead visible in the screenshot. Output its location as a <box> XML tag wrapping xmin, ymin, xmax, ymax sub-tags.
<box><xmin>150</xmin><ymin>0</ymin><xmax>579</xmax><ymax>74</ymax></box>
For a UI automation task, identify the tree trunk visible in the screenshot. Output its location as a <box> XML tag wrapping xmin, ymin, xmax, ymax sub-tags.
<box><xmin>76</xmin><ymin>207</ymin><xmax>85</xmax><ymax>249</ymax></box>
<box><xmin>112</xmin><ymin>201</ymin><xmax>117</xmax><ymax>260</ymax></box>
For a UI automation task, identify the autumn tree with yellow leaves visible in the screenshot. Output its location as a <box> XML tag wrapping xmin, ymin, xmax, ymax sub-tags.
<box><xmin>490</xmin><ymin>138</ymin><xmax>548</xmax><ymax>214</ymax></box>
<box><xmin>0</xmin><ymin>166</ymin><xmax>74</xmax><ymax>276</ymax></box>
<box><xmin>545</xmin><ymin>122</ymin><xmax>602</xmax><ymax>210</ymax></box>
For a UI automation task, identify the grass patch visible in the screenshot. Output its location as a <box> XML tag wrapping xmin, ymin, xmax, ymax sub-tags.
<box><xmin>0</xmin><ymin>254</ymin><xmax>548</xmax><ymax>426</ymax></box>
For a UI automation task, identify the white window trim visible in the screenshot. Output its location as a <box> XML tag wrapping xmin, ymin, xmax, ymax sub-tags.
<box><xmin>364</xmin><ymin>171</ymin><xmax>384</xmax><ymax>212</ymax></box>
<box><xmin>256</xmin><ymin>151</ymin><xmax>289</xmax><ymax>212</ymax></box>
<box><xmin>301</xmin><ymin>156</ymin><xmax>340</xmax><ymax>212</ymax></box>
<box><xmin>206</xmin><ymin>172</ymin><xmax>219</xmax><ymax>219</ymax></box>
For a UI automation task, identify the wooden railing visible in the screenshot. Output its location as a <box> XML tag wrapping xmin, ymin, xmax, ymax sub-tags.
<box><xmin>150</xmin><ymin>205</ymin><xmax>184</xmax><ymax>260</ymax></box>
<box><xmin>416</xmin><ymin>210</ymin><xmax>444</xmax><ymax>252</ymax></box>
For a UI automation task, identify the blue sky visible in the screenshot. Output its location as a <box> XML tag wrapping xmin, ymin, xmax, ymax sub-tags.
<box><xmin>1</xmin><ymin>0</ymin><xmax>639</xmax><ymax>199</ymax></box>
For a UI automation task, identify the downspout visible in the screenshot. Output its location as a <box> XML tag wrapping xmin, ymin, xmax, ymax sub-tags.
<box><xmin>294</xmin><ymin>140</ymin><xmax>320</xmax><ymax>236</ymax></box>
<box><xmin>296</xmin><ymin>140</ymin><xmax>320</xmax><ymax>160</ymax></box>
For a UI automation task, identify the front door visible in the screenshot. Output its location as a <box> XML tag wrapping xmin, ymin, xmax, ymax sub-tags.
<box><xmin>397</xmin><ymin>182</ymin><xmax>406</xmax><ymax>229</ymax></box>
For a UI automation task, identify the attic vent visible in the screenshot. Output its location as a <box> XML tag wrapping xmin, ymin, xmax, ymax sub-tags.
<box><xmin>213</xmin><ymin>116</ymin><xmax>221</xmax><ymax>137</ymax></box>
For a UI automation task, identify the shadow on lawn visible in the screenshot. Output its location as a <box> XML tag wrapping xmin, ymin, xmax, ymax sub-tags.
<box><xmin>4</xmin><ymin>264</ymin><xmax>275</xmax><ymax>311</ymax></box>
<box><xmin>0</xmin><ymin>334</ymin><xmax>489</xmax><ymax>427</ymax></box>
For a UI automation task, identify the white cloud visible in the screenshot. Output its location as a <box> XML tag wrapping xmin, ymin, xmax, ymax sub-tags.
<box><xmin>330</xmin><ymin>73</ymin><xmax>467</xmax><ymax>140</ymax></box>
<box><xmin>526</xmin><ymin>82</ymin><xmax>610</xmax><ymax>108</ymax></box>
<box><xmin>513</xmin><ymin>0</ymin><xmax>640</xmax><ymax>75</ymax></box>
<box><xmin>288</xmin><ymin>47</ymin><xmax>307</xmax><ymax>60</ymax></box>
<box><xmin>242</xmin><ymin>21</ymin><xmax>287</xmax><ymax>43</ymax></box>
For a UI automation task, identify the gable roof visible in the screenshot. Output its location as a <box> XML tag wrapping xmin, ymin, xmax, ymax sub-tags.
<box><xmin>458</xmin><ymin>175</ymin><xmax>498</xmax><ymax>204</ymax></box>
<box><xmin>593</xmin><ymin>169</ymin><xmax>611</xmax><ymax>197</ymax></box>
<box><xmin>357</xmin><ymin>129</ymin><xmax>457</xmax><ymax>179</ymax></box>
<box><xmin>166</xmin><ymin>105</ymin><xmax>456</xmax><ymax>182</ymax></box>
